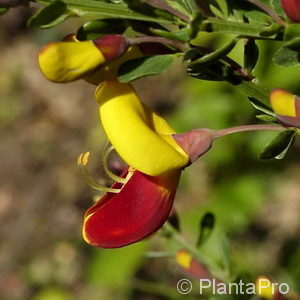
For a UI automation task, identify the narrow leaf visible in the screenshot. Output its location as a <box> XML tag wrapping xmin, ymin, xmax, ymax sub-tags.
<box><xmin>244</xmin><ymin>39</ymin><xmax>259</xmax><ymax>73</ymax></box>
<box><xmin>238</xmin><ymin>80</ymin><xmax>271</xmax><ymax>108</ymax></box>
<box><xmin>209</xmin><ymin>4</ymin><xmax>224</xmax><ymax>19</ymax></box>
<box><xmin>201</xmin><ymin>18</ymin><xmax>269</xmax><ymax>37</ymax></box>
<box><xmin>118</xmin><ymin>54</ymin><xmax>175</xmax><ymax>82</ymax></box>
<box><xmin>77</xmin><ymin>19</ymin><xmax>127</xmax><ymax>40</ymax></box>
<box><xmin>216</xmin><ymin>0</ymin><xmax>228</xmax><ymax>18</ymax></box>
<box><xmin>37</xmin><ymin>0</ymin><xmax>176</xmax><ymax>24</ymax></box>
<box><xmin>256</xmin><ymin>114</ymin><xmax>276</xmax><ymax>122</ymax></box>
<box><xmin>197</xmin><ymin>212</ymin><xmax>215</xmax><ymax>247</ymax></box>
<box><xmin>28</xmin><ymin>0</ymin><xmax>69</xmax><ymax>28</ymax></box>
<box><xmin>259</xmin><ymin>130</ymin><xmax>296</xmax><ymax>160</ymax></box>
<box><xmin>249</xmin><ymin>97</ymin><xmax>275</xmax><ymax>116</ymax></box>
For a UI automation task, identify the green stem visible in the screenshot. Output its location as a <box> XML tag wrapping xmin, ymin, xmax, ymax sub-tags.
<box><xmin>129</xmin><ymin>36</ymin><xmax>187</xmax><ymax>51</ymax></box>
<box><xmin>212</xmin><ymin>124</ymin><xmax>284</xmax><ymax>139</ymax></box>
<box><xmin>188</xmin><ymin>38</ymin><xmax>238</xmax><ymax>66</ymax></box>
<box><xmin>164</xmin><ymin>222</ymin><xmax>231</xmax><ymax>283</ymax></box>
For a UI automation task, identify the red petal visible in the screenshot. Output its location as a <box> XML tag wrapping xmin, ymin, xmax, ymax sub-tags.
<box><xmin>83</xmin><ymin>169</ymin><xmax>181</xmax><ymax>248</ymax></box>
<box><xmin>281</xmin><ymin>0</ymin><xmax>300</xmax><ymax>23</ymax></box>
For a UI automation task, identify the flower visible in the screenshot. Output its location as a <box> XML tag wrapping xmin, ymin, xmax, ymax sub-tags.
<box><xmin>270</xmin><ymin>88</ymin><xmax>300</xmax><ymax>128</ymax></box>
<box><xmin>38</xmin><ymin>35</ymin><xmax>128</xmax><ymax>82</ymax></box>
<box><xmin>82</xmin><ymin>80</ymin><xmax>191</xmax><ymax>248</ymax></box>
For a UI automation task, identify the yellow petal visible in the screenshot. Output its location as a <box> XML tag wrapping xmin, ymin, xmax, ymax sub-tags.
<box><xmin>84</xmin><ymin>46</ymin><xmax>143</xmax><ymax>85</ymax></box>
<box><xmin>176</xmin><ymin>250</ymin><xmax>192</xmax><ymax>269</ymax></box>
<box><xmin>270</xmin><ymin>89</ymin><xmax>296</xmax><ymax>117</ymax></box>
<box><xmin>95</xmin><ymin>80</ymin><xmax>189</xmax><ymax>176</ymax></box>
<box><xmin>38</xmin><ymin>41</ymin><xmax>105</xmax><ymax>82</ymax></box>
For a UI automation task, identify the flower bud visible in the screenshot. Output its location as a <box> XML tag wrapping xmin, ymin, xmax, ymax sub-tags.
<box><xmin>281</xmin><ymin>0</ymin><xmax>300</xmax><ymax>23</ymax></box>
<box><xmin>93</xmin><ymin>34</ymin><xmax>129</xmax><ymax>61</ymax></box>
<box><xmin>173</xmin><ymin>129</ymin><xmax>214</xmax><ymax>164</ymax></box>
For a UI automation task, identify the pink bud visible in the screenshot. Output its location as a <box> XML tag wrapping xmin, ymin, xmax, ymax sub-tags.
<box><xmin>281</xmin><ymin>0</ymin><xmax>300</xmax><ymax>23</ymax></box>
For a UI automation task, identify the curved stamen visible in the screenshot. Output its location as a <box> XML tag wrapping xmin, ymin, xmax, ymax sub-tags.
<box><xmin>101</xmin><ymin>144</ymin><xmax>127</xmax><ymax>184</ymax></box>
<box><xmin>78</xmin><ymin>152</ymin><xmax>121</xmax><ymax>193</ymax></box>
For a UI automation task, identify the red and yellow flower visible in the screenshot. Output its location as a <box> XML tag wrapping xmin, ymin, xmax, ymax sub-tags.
<box><xmin>81</xmin><ymin>81</ymin><xmax>191</xmax><ymax>248</ymax></box>
<box><xmin>38</xmin><ymin>35</ymin><xmax>214</xmax><ymax>248</ymax></box>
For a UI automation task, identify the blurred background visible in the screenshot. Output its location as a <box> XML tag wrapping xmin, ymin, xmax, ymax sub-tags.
<box><xmin>0</xmin><ymin>6</ymin><xmax>299</xmax><ymax>300</ymax></box>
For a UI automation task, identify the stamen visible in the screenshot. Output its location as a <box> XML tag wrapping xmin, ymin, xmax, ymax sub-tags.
<box><xmin>77</xmin><ymin>152</ymin><xmax>121</xmax><ymax>193</ymax></box>
<box><xmin>101</xmin><ymin>144</ymin><xmax>127</xmax><ymax>184</ymax></box>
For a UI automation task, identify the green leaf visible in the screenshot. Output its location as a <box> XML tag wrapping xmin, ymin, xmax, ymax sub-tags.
<box><xmin>37</xmin><ymin>0</ymin><xmax>176</xmax><ymax>24</ymax></box>
<box><xmin>28</xmin><ymin>0</ymin><xmax>69</xmax><ymax>28</ymax></box>
<box><xmin>118</xmin><ymin>54</ymin><xmax>175</xmax><ymax>82</ymax></box>
<box><xmin>238</xmin><ymin>80</ymin><xmax>271</xmax><ymax>108</ymax></box>
<box><xmin>273</xmin><ymin>47</ymin><xmax>300</xmax><ymax>67</ymax></box>
<box><xmin>272</xmin><ymin>0</ymin><xmax>285</xmax><ymax>16</ymax></box>
<box><xmin>0</xmin><ymin>7</ymin><xmax>8</xmax><ymax>15</ymax></box>
<box><xmin>284</xmin><ymin>24</ymin><xmax>300</xmax><ymax>41</ymax></box>
<box><xmin>256</xmin><ymin>114</ymin><xmax>277</xmax><ymax>122</ymax></box>
<box><xmin>176</xmin><ymin>0</ymin><xmax>197</xmax><ymax>14</ymax></box>
<box><xmin>200</xmin><ymin>18</ymin><xmax>269</xmax><ymax>37</ymax></box>
<box><xmin>209</xmin><ymin>4</ymin><xmax>224</xmax><ymax>19</ymax></box>
<box><xmin>259</xmin><ymin>130</ymin><xmax>296</xmax><ymax>160</ymax></box>
<box><xmin>284</xmin><ymin>37</ymin><xmax>300</xmax><ymax>51</ymax></box>
<box><xmin>216</xmin><ymin>0</ymin><xmax>228</xmax><ymax>18</ymax></box>
<box><xmin>197</xmin><ymin>212</ymin><xmax>215</xmax><ymax>247</ymax></box>
<box><xmin>77</xmin><ymin>19</ymin><xmax>127</xmax><ymax>40</ymax></box>
<box><xmin>244</xmin><ymin>39</ymin><xmax>259</xmax><ymax>73</ymax></box>
<box><xmin>123</xmin><ymin>0</ymin><xmax>176</xmax><ymax>22</ymax></box>
<box><xmin>249</xmin><ymin>96</ymin><xmax>275</xmax><ymax>115</ymax></box>
<box><xmin>259</xmin><ymin>23</ymin><xmax>284</xmax><ymax>37</ymax></box>
<box><xmin>189</xmin><ymin>38</ymin><xmax>238</xmax><ymax>66</ymax></box>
